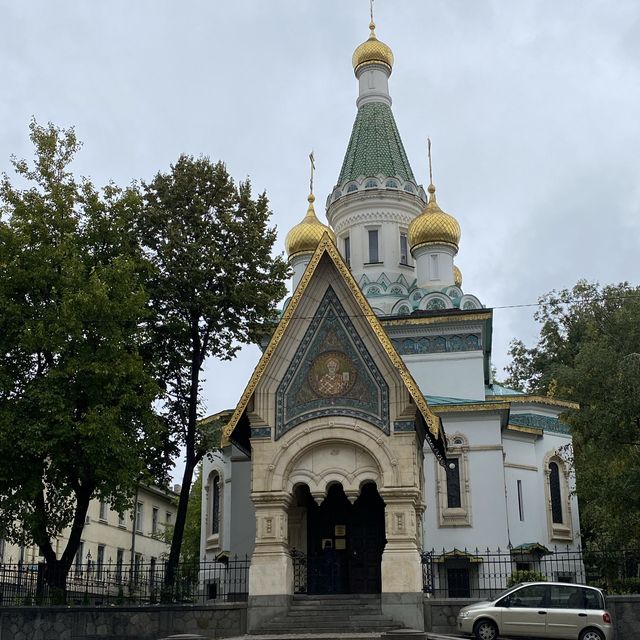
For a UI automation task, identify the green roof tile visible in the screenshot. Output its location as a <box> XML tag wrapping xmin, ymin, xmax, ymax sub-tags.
<box><xmin>337</xmin><ymin>102</ymin><xmax>416</xmax><ymax>187</ymax></box>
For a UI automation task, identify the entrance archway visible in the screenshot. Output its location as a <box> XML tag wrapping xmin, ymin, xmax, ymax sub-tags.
<box><xmin>293</xmin><ymin>482</ymin><xmax>385</xmax><ymax>594</ymax></box>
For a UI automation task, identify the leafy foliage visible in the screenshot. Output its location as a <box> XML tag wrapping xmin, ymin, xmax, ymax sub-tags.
<box><xmin>505</xmin><ymin>280</ymin><xmax>640</xmax><ymax>546</ymax></box>
<box><xmin>137</xmin><ymin>155</ymin><xmax>289</xmax><ymax>590</ymax></box>
<box><xmin>0</xmin><ymin>121</ymin><xmax>165</xmax><ymax>591</ymax></box>
<box><xmin>507</xmin><ymin>569</ymin><xmax>547</xmax><ymax>587</ymax></box>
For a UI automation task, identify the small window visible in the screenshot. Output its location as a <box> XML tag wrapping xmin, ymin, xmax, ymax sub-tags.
<box><xmin>368</xmin><ymin>229</ymin><xmax>379</xmax><ymax>263</ymax></box>
<box><xmin>400</xmin><ymin>232</ymin><xmax>408</xmax><ymax>265</ymax></box>
<box><xmin>517</xmin><ymin>479</ymin><xmax>524</xmax><ymax>521</ymax></box>
<box><xmin>136</xmin><ymin>501</ymin><xmax>144</xmax><ymax>533</ymax></box>
<box><xmin>386</xmin><ymin>179</ymin><xmax>399</xmax><ymax>188</ymax></box>
<box><xmin>152</xmin><ymin>507</ymin><xmax>159</xmax><ymax>534</ymax></box>
<box><xmin>118</xmin><ymin>511</ymin><xmax>126</xmax><ymax>529</ymax></box>
<box><xmin>365</xmin><ymin>179</ymin><xmax>379</xmax><ymax>189</ymax></box>
<box><xmin>347</xmin><ymin>183</ymin><xmax>358</xmax><ymax>193</ymax></box>
<box><xmin>343</xmin><ymin>235</ymin><xmax>351</xmax><ymax>267</ymax></box>
<box><xmin>96</xmin><ymin>545</ymin><xmax>105</xmax><ymax>580</ymax></box>
<box><xmin>99</xmin><ymin>499</ymin><xmax>107</xmax><ymax>521</ymax></box>
<box><xmin>116</xmin><ymin>548</ymin><xmax>124</xmax><ymax>583</ymax></box>
<box><xmin>166</xmin><ymin>511</ymin><xmax>172</xmax><ymax>525</ymax></box>
<box><xmin>404</xmin><ymin>183</ymin><xmax>415</xmax><ymax>193</ymax></box>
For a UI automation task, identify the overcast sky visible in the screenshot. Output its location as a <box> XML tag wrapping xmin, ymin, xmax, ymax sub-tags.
<box><xmin>3</xmin><ymin>1</ymin><xmax>640</xmax><ymax>466</ymax></box>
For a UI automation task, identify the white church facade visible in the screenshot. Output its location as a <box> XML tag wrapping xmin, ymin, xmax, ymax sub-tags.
<box><xmin>199</xmin><ymin>17</ymin><xmax>580</xmax><ymax>632</ymax></box>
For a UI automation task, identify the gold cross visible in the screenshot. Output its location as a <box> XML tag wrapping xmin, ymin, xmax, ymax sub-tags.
<box><xmin>309</xmin><ymin>151</ymin><xmax>316</xmax><ymax>194</ymax></box>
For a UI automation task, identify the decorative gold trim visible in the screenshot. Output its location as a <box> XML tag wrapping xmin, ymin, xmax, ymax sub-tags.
<box><xmin>433</xmin><ymin>402</ymin><xmax>508</xmax><ymax>414</ymax></box>
<box><xmin>506</xmin><ymin>424</ymin><xmax>543</xmax><ymax>436</ymax></box>
<box><xmin>381</xmin><ymin>311</ymin><xmax>492</xmax><ymax>328</ymax></box>
<box><xmin>496</xmin><ymin>395</ymin><xmax>577</xmax><ymax>409</ymax></box>
<box><xmin>222</xmin><ymin>233</ymin><xmax>442</xmax><ymax>446</ymax></box>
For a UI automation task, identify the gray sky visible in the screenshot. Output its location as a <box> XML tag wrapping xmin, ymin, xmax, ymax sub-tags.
<box><xmin>3</xmin><ymin>1</ymin><xmax>640</xmax><ymax>459</ymax></box>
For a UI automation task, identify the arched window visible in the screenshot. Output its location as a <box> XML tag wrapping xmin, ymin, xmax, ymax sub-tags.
<box><xmin>211</xmin><ymin>474</ymin><xmax>220</xmax><ymax>535</ymax></box>
<box><xmin>365</xmin><ymin>179</ymin><xmax>379</xmax><ymax>189</ymax></box>
<box><xmin>549</xmin><ymin>462</ymin><xmax>563</xmax><ymax>524</ymax></box>
<box><xmin>436</xmin><ymin>434</ymin><xmax>472</xmax><ymax>526</ymax></box>
<box><xmin>544</xmin><ymin>453</ymin><xmax>572</xmax><ymax>541</ymax></box>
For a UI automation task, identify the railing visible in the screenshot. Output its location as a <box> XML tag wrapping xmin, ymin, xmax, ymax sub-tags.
<box><xmin>0</xmin><ymin>556</ymin><xmax>250</xmax><ymax>607</ymax></box>
<box><xmin>421</xmin><ymin>546</ymin><xmax>640</xmax><ymax>598</ymax></box>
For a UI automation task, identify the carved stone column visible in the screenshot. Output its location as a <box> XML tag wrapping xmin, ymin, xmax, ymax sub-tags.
<box><xmin>248</xmin><ymin>491</ymin><xmax>292</xmax><ymax>631</ymax></box>
<box><xmin>379</xmin><ymin>488</ymin><xmax>424</xmax><ymax>630</ymax></box>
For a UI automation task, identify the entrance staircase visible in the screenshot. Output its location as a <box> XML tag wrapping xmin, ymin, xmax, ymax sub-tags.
<box><xmin>254</xmin><ymin>593</ymin><xmax>403</xmax><ymax>636</ymax></box>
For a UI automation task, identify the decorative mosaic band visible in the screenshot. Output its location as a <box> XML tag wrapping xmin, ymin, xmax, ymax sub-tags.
<box><xmin>393</xmin><ymin>420</ymin><xmax>415</xmax><ymax>432</ymax></box>
<box><xmin>391</xmin><ymin>333</ymin><xmax>481</xmax><ymax>356</ymax></box>
<box><xmin>509</xmin><ymin>413</ymin><xmax>570</xmax><ymax>435</ymax></box>
<box><xmin>250</xmin><ymin>427</ymin><xmax>272</xmax><ymax>439</ymax></box>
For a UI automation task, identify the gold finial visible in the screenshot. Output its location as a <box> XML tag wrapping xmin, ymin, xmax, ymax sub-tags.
<box><xmin>427</xmin><ymin>138</ymin><xmax>437</xmax><ymax>200</ymax></box>
<box><xmin>309</xmin><ymin>150</ymin><xmax>315</xmax><ymax>196</ymax></box>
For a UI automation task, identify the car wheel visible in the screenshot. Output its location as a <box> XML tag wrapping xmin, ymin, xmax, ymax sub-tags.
<box><xmin>580</xmin><ymin>629</ymin><xmax>605</xmax><ymax>640</ymax></box>
<box><xmin>473</xmin><ymin>619</ymin><xmax>498</xmax><ymax>640</ymax></box>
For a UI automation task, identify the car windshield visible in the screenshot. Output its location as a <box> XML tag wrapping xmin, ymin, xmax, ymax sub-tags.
<box><xmin>491</xmin><ymin>584</ymin><xmax>524</xmax><ymax>602</ymax></box>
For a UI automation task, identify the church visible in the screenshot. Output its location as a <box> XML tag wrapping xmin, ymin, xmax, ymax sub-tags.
<box><xmin>199</xmin><ymin>14</ymin><xmax>580</xmax><ymax>632</ymax></box>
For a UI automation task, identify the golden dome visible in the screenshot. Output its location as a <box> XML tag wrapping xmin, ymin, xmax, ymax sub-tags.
<box><xmin>453</xmin><ymin>265</ymin><xmax>463</xmax><ymax>288</ymax></box>
<box><xmin>285</xmin><ymin>194</ymin><xmax>336</xmax><ymax>259</ymax></box>
<box><xmin>352</xmin><ymin>21</ymin><xmax>394</xmax><ymax>73</ymax></box>
<box><xmin>408</xmin><ymin>184</ymin><xmax>461</xmax><ymax>252</ymax></box>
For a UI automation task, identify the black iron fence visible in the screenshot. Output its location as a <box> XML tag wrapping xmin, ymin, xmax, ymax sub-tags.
<box><xmin>421</xmin><ymin>546</ymin><xmax>640</xmax><ymax>598</ymax></box>
<box><xmin>0</xmin><ymin>556</ymin><xmax>249</xmax><ymax>607</ymax></box>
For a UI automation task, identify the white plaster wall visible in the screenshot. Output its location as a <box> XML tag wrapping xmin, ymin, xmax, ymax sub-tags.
<box><xmin>423</xmin><ymin>413</ymin><xmax>509</xmax><ymax>551</ymax></box>
<box><xmin>404</xmin><ymin>351</ymin><xmax>486</xmax><ymax>400</ymax></box>
<box><xmin>229</xmin><ymin>451</ymin><xmax>255</xmax><ymax>558</ymax></box>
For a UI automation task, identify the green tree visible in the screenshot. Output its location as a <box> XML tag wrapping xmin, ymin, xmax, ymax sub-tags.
<box><xmin>505</xmin><ymin>280</ymin><xmax>640</xmax><ymax>546</ymax></box>
<box><xmin>137</xmin><ymin>155</ymin><xmax>289</xmax><ymax>594</ymax></box>
<box><xmin>0</xmin><ymin>121</ymin><xmax>164</xmax><ymax>596</ymax></box>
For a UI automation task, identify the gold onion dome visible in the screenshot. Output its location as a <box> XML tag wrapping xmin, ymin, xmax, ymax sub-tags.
<box><xmin>408</xmin><ymin>184</ymin><xmax>461</xmax><ymax>251</ymax></box>
<box><xmin>352</xmin><ymin>21</ymin><xmax>394</xmax><ymax>73</ymax></box>
<box><xmin>285</xmin><ymin>194</ymin><xmax>336</xmax><ymax>259</ymax></box>
<box><xmin>453</xmin><ymin>265</ymin><xmax>463</xmax><ymax>287</ymax></box>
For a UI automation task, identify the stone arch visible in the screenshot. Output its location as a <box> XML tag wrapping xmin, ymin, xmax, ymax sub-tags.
<box><xmin>265</xmin><ymin>419</ymin><xmax>400</xmax><ymax>497</ymax></box>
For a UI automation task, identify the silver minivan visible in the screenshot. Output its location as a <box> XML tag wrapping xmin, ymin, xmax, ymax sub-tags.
<box><xmin>456</xmin><ymin>581</ymin><xmax>614</xmax><ymax>640</ymax></box>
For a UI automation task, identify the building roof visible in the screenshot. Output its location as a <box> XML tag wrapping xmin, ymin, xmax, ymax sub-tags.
<box><xmin>221</xmin><ymin>234</ymin><xmax>447</xmax><ymax>463</ymax></box>
<box><xmin>336</xmin><ymin>101</ymin><xmax>416</xmax><ymax>188</ymax></box>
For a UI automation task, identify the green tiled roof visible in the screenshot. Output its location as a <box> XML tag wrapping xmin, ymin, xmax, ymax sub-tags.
<box><xmin>486</xmin><ymin>384</ymin><xmax>526</xmax><ymax>397</ymax></box>
<box><xmin>337</xmin><ymin>102</ymin><xmax>416</xmax><ymax>187</ymax></box>
<box><xmin>510</xmin><ymin>413</ymin><xmax>570</xmax><ymax>435</ymax></box>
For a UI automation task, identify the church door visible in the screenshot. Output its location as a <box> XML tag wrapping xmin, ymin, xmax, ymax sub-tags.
<box><xmin>305</xmin><ymin>482</ymin><xmax>385</xmax><ymax>594</ymax></box>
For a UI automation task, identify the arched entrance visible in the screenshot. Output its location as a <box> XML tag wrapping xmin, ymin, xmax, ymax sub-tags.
<box><xmin>292</xmin><ymin>482</ymin><xmax>385</xmax><ymax>594</ymax></box>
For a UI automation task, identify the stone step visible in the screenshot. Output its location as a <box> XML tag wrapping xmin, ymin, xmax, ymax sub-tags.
<box><xmin>286</xmin><ymin>606</ymin><xmax>383</xmax><ymax>615</ymax></box>
<box><xmin>260</xmin><ymin>620</ymin><xmax>398</xmax><ymax>632</ymax></box>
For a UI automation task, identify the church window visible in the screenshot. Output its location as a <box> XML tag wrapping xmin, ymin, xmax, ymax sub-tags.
<box><xmin>347</xmin><ymin>183</ymin><xmax>358</xmax><ymax>193</ymax></box>
<box><xmin>429</xmin><ymin>254</ymin><xmax>439</xmax><ymax>280</ymax></box>
<box><xmin>544</xmin><ymin>453</ymin><xmax>572</xmax><ymax>541</ymax></box>
<box><xmin>404</xmin><ymin>183</ymin><xmax>415</xmax><ymax>193</ymax></box>
<box><xmin>398</xmin><ymin>305</ymin><xmax>410</xmax><ymax>315</ymax></box>
<box><xmin>212</xmin><ymin>474</ymin><xmax>221</xmax><ymax>535</ymax></box>
<box><xmin>365</xmin><ymin>179</ymin><xmax>379</xmax><ymax>189</ymax></box>
<box><xmin>426</xmin><ymin>297</ymin><xmax>446</xmax><ymax>310</ymax></box>
<box><xmin>446</xmin><ymin>459</ymin><xmax>462</xmax><ymax>508</ymax></box>
<box><xmin>343</xmin><ymin>235</ymin><xmax>351</xmax><ymax>267</ymax></box>
<box><xmin>386</xmin><ymin>179</ymin><xmax>399</xmax><ymax>188</ymax></box>
<box><xmin>436</xmin><ymin>434</ymin><xmax>472</xmax><ymax>527</ymax></box>
<box><xmin>549</xmin><ymin>462</ymin><xmax>563</xmax><ymax>524</ymax></box>
<box><xmin>400</xmin><ymin>232</ymin><xmax>409</xmax><ymax>265</ymax></box>
<box><xmin>368</xmin><ymin>229</ymin><xmax>380</xmax><ymax>263</ymax></box>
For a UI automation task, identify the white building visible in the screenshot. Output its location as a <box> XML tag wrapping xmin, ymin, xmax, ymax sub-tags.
<box><xmin>200</xmin><ymin>16</ymin><xmax>580</xmax><ymax>631</ymax></box>
<box><xmin>1</xmin><ymin>484</ymin><xmax>177</xmax><ymax>581</ymax></box>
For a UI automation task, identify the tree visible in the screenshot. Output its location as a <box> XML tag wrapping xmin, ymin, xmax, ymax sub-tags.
<box><xmin>0</xmin><ymin>121</ymin><xmax>165</xmax><ymax>597</ymax></box>
<box><xmin>505</xmin><ymin>280</ymin><xmax>640</xmax><ymax>546</ymax></box>
<box><xmin>137</xmin><ymin>155</ymin><xmax>289</xmax><ymax>594</ymax></box>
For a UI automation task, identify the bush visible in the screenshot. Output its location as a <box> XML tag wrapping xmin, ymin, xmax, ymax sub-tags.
<box><xmin>507</xmin><ymin>570</ymin><xmax>547</xmax><ymax>587</ymax></box>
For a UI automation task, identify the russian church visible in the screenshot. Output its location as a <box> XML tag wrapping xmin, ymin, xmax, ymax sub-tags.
<box><xmin>200</xmin><ymin>15</ymin><xmax>580</xmax><ymax>632</ymax></box>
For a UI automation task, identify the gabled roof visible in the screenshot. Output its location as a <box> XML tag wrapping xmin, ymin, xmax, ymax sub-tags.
<box><xmin>221</xmin><ymin>234</ymin><xmax>446</xmax><ymax>462</ymax></box>
<box><xmin>336</xmin><ymin>102</ymin><xmax>416</xmax><ymax>187</ymax></box>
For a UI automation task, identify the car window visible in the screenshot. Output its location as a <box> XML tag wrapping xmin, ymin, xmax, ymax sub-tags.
<box><xmin>583</xmin><ymin>588</ymin><xmax>604</xmax><ymax>610</ymax></box>
<box><xmin>549</xmin><ymin>585</ymin><xmax>582</xmax><ymax>609</ymax></box>
<box><xmin>510</xmin><ymin>584</ymin><xmax>548</xmax><ymax>608</ymax></box>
